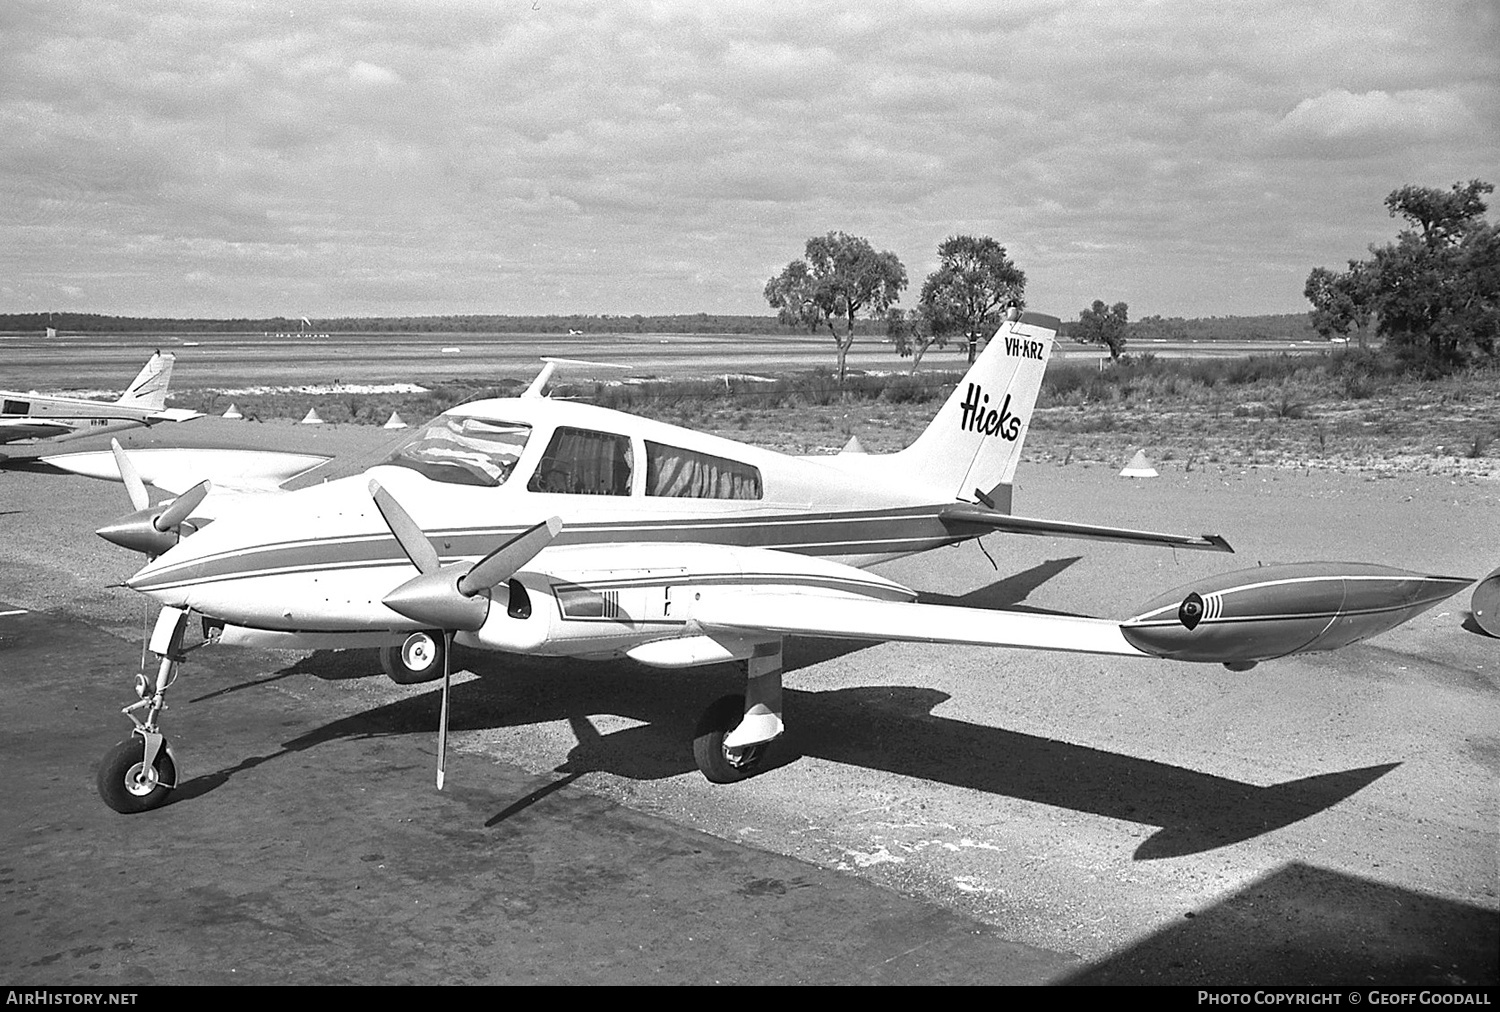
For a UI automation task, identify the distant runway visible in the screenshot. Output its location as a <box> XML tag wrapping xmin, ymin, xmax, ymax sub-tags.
<box><xmin>0</xmin><ymin>329</ymin><xmax>1336</xmax><ymax>393</ymax></box>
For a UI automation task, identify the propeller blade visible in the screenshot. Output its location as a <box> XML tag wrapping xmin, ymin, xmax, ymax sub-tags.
<box><xmin>110</xmin><ymin>439</ymin><xmax>150</xmax><ymax>511</ymax></box>
<box><xmin>154</xmin><ymin>480</ymin><xmax>211</xmax><ymax>533</ymax></box>
<box><xmin>436</xmin><ymin>632</ymin><xmax>452</xmax><ymax>790</ymax></box>
<box><xmin>368</xmin><ymin>480</ymin><xmax>441</xmax><ymax>575</ymax></box>
<box><xmin>457</xmin><ymin>516</ymin><xmax>563</xmax><ymax>597</ymax></box>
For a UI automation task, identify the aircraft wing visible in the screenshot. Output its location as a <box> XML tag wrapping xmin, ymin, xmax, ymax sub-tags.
<box><xmin>0</xmin><ymin>418</ymin><xmax>74</xmax><ymax>442</ymax></box>
<box><xmin>940</xmin><ymin>504</ymin><xmax>1233</xmax><ymax>553</ymax></box>
<box><xmin>692</xmin><ymin>593</ymin><xmax>1146</xmax><ymax>657</ymax></box>
<box><xmin>40</xmin><ymin>447</ymin><xmax>330</xmax><ymax>495</ymax></box>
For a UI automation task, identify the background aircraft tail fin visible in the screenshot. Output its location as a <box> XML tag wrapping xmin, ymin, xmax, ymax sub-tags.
<box><xmin>116</xmin><ymin>351</ymin><xmax>175</xmax><ymax>411</ymax></box>
<box><xmin>892</xmin><ymin>311</ymin><xmax>1058</xmax><ymax>506</ymax></box>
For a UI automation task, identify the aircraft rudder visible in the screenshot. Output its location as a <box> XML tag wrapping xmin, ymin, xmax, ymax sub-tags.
<box><xmin>117</xmin><ymin>351</ymin><xmax>175</xmax><ymax>410</ymax></box>
<box><xmin>895</xmin><ymin>311</ymin><xmax>1057</xmax><ymax>503</ymax></box>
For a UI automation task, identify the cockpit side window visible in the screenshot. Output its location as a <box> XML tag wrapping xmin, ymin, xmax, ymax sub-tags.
<box><xmin>385</xmin><ymin>416</ymin><xmax>531</xmax><ymax>487</ymax></box>
<box><xmin>526</xmin><ymin>426</ymin><xmax>633</xmax><ymax>496</ymax></box>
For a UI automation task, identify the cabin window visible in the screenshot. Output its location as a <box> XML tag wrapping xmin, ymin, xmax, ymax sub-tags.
<box><xmin>645</xmin><ymin>441</ymin><xmax>762</xmax><ymax>500</ymax></box>
<box><xmin>527</xmin><ymin>426</ymin><xmax>633</xmax><ymax>496</ymax></box>
<box><xmin>3</xmin><ymin>400</ymin><xmax>29</xmax><ymax>415</ymax></box>
<box><xmin>384</xmin><ymin>416</ymin><xmax>531</xmax><ymax>487</ymax></box>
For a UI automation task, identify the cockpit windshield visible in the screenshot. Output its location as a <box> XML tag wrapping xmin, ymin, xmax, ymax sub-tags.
<box><xmin>385</xmin><ymin>415</ymin><xmax>531</xmax><ymax>487</ymax></box>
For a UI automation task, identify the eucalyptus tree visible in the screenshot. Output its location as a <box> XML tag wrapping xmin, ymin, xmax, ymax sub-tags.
<box><xmin>913</xmin><ymin>235</ymin><xmax>1026</xmax><ymax>366</ymax></box>
<box><xmin>766</xmin><ymin>231</ymin><xmax>907</xmax><ymax>383</ymax></box>
<box><xmin>1076</xmin><ymin>300</ymin><xmax>1129</xmax><ymax>360</ymax></box>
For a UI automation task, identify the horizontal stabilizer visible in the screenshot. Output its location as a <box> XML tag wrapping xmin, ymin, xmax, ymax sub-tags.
<box><xmin>147</xmin><ymin>408</ymin><xmax>205</xmax><ymax>424</ymax></box>
<box><xmin>940</xmin><ymin>504</ymin><xmax>1233</xmax><ymax>553</ymax></box>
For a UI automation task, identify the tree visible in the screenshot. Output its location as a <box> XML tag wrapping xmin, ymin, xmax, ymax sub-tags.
<box><xmin>909</xmin><ymin>235</ymin><xmax>1026</xmax><ymax>368</ymax></box>
<box><xmin>1303</xmin><ymin>262</ymin><xmax>1374</xmax><ymax>348</ymax></box>
<box><xmin>884</xmin><ymin>307</ymin><xmax>937</xmax><ymax>372</ymax></box>
<box><xmin>1075</xmin><ymin>300</ymin><xmax>1129</xmax><ymax>359</ymax></box>
<box><xmin>1370</xmin><ymin>180</ymin><xmax>1497</xmax><ymax>367</ymax></box>
<box><xmin>1385</xmin><ymin>180</ymin><xmax>1492</xmax><ymax>248</ymax></box>
<box><xmin>1307</xmin><ymin>180</ymin><xmax>1498</xmax><ymax>370</ymax></box>
<box><xmin>766</xmin><ymin>231</ymin><xmax>906</xmax><ymax>383</ymax></box>
<box><xmin>763</xmin><ymin>259</ymin><xmax>827</xmax><ymax>334</ymax></box>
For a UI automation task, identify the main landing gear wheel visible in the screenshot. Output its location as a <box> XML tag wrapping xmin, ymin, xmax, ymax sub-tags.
<box><xmin>693</xmin><ymin>694</ymin><xmax>768</xmax><ymax>784</ymax></box>
<box><xmin>381</xmin><ymin>630</ymin><xmax>446</xmax><ymax>685</ymax></box>
<box><xmin>97</xmin><ymin>736</ymin><xmax>177</xmax><ymax>814</ymax></box>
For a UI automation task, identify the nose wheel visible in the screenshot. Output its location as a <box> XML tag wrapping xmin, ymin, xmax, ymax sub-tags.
<box><xmin>97</xmin><ymin>734</ymin><xmax>178</xmax><ymax>814</ymax></box>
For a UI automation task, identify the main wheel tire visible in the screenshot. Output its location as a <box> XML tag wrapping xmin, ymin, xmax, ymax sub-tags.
<box><xmin>381</xmin><ymin>631</ymin><xmax>445</xmax><ymax>685</ymax></box>
<box><xmin>97</xmin><ymin>737</ymin><xmax>176</xmax><ymax>814</ymax></box>
<box><xmin>693</xmin><ymin>693</ymin><xmax>767</xmax><ymax>784</ymax></box>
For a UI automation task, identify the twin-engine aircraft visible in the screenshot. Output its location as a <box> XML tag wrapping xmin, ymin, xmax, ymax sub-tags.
<box><xmin>74</xmin><ymin>312</ymin><xmax>1472</xmax><ymax>813</ymax></box>
<box><xmin>0</xmin><ymin>351</ymin><xmax>201</xmax><ymax>447</ymax></box>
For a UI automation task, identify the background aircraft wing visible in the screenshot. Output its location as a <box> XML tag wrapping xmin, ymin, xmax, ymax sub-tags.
<box><xmin>0</xmin><ymin>418</ymin><xmax>74</xmax><ymax>442</ymax></box>
<box><xmin>940</xmin><ymin>504</ymin><xmax>1233</xmax><ymax>553</ymax></box>
<box><xmin>692</xmin><ymin>593</ymin><xmax>1146</xmax><ymax>657</ymax></box>
<box><xmin>40</xmin><ymin>447</ymin><xmax>330</xmax><ymax>495</ymax></box>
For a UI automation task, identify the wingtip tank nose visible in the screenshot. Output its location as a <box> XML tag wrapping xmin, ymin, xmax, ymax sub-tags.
<box><xmin>1121</xmin><ymin>562</ymin><xmax>1473</xmax><ymax>664</ymax></box>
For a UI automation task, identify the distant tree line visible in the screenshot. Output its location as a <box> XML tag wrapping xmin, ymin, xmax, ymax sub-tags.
<box><xmin>0</xmin><ymin>312</ymin><xmax>818</xmax><ymax>336</ymax></box>
<box><xmin>1060</xmin><ymin>309</ymin><xmax>1325</xmax><ymax>359</ymax></box>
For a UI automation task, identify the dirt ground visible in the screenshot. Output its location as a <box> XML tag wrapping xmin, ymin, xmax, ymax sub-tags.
<box><xmin>1</xmin><ymin>436</ymin><xmax>1496</xmax><ymax>984</ymax></box>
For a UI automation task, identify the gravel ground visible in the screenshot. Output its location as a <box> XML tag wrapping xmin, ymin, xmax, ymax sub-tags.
<box><xmin>3</xmin><ymin>444</ymin><xmax>1495</xmax><ymax>981</ymax></box>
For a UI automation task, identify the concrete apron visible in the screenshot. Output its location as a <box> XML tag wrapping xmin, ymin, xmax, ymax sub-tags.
<box><xmin>0</xmin><ymin>605</ymin><xmax>1077</xmax><ymax>985</ymax></box>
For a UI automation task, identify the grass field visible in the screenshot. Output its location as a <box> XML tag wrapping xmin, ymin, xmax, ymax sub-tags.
<box><xmin>167</xmin><ymin>350</ymin><xmax>1500</xmax><ymax>477</ymax></box>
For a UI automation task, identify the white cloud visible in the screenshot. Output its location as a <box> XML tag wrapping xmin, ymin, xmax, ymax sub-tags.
<box><xmin>0</xmin><ymin>1</ymin><xmax>1494</xmax><ymax>318</ymax></box>
<box><xmin>1271</xmin><ymin>88</ymin><xmax>1479</xmax><ymax>153</ymax></box>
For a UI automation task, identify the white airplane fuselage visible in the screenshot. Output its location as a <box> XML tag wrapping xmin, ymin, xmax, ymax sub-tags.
<box><xmin>126</xmin><ymin>396</ymin><xmax>968</xmax><ymax>660</ymax></box>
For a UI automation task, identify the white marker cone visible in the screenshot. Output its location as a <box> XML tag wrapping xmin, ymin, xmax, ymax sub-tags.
<box><xmin>1119</xmin><ymin>449</ymin><xmax>1159</xmax><ymax>478</ymax></box>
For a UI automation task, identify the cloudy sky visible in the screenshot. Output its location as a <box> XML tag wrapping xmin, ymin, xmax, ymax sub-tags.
<box><xmin>1</xmin><ymin>0</ymin><xmax>1495</xmax><ymax>321</ymax></box>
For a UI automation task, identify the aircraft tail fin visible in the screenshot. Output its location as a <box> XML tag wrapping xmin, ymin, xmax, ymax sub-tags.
<box><xmin>892</xmin><ymin>311</ymin><xmax>1058</xmax><ymax>507</ymax></box>
<box><xmin>116</xmin><ymin>351</ymin><xmax>175</xmax><ymax>411</ymax></box>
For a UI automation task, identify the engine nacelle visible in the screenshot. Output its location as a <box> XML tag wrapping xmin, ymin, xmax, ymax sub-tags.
<box><xmin>1120</xmin><ymin>562</ymin><xmax>1472</xmax><ymax>665</ymax></box>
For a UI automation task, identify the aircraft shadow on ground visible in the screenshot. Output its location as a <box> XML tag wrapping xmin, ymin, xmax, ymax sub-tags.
<box><xmin>176</xmin><ymin>558</ymin><xmax>1394</xmax><ymax>856</ymax></box>
<box><xmin>915</xmin><ymin>555</ymin><xmax>1085</xmax><ymax>613</ymax></box>
<box><xmin>226</xmin><ymin>637</ymin><xmax>1397</xmax><ymax>859</ymax></box>
<box><xmin>1461</xmin><ymin>612</ymin><xmax>1497</xmax><ymax>639</ymax></box>
<box><xmin>1059</xmin><ymin>861</ymin><xmax>1498</xmax><ymax>986</ymax></box>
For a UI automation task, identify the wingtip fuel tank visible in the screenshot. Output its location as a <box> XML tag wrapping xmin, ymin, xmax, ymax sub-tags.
<box><xmin>1120</xmin><ymin>562</ymin><xmax>1473</xmax><ymax>667</ymax></box>
<box><xmin>1472</xmin><ymin>565</ymin><xmax>1500</xmax><ymax>638</ymax></box>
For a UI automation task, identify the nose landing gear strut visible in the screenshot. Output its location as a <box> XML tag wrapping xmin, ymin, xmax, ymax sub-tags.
<box><xmin>97</xmin><ymin>606</ymin><xmax>197</xmax><ymax>814</ymax></box>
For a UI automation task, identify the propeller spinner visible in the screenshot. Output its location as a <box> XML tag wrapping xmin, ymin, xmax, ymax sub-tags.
<box><xmin>95</xmin><ymin>439</ymin><xmax>212</xmax><ymax>557</ymax></box>
<box><xmin>368</xmin><ymin>479</ymin><xmax>562</xmax><ymax>788</ymax></box>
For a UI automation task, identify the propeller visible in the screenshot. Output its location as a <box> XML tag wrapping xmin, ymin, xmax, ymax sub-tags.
<box><xmin>114</xmin><ymin>438</ymin><xmax>150</xmax><ymax>511</ymax></box>
<box><xmin>368</xmin><ymin>479</ymin><xmax>562</xmax><ymax>788</ymax></box>
<box><xmin>95</xmin><ymin>440</ymin><xmax>212</xmax><ymax>556</ymax></box>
